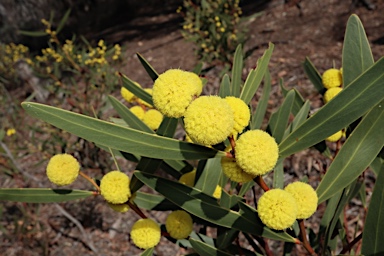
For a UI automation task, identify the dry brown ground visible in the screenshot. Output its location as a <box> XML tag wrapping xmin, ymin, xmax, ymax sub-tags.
<box><xmin>1</xmin><ymin>0</ymin><xmax>384</xmax><ymax>255</ymax></box>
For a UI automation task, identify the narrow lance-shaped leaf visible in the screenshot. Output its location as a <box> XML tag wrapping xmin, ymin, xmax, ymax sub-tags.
<box><xmin>189</xmin><ymin>238</ymin><xmax>233</xmax><ymax>256</ymax></box>
<box><xmin>21</xmin><ymin>102</ymin><xmax>226</xmax><ymax>160</ymax></box>
<box><xmin>361</xmin><ymin>163</ymin><xmax>384</xmax><ymax>255</ymax></box>
<box><xmin>134</xmin><ymin>171</ymin><xmax>296</xmax><ymax>242</ymax></box>
<box><xmin>240</xmin><ymin>43</ymin><xmax>274</xmax><ymax>105</ymax></box>
<box><xmin>136</xmin><ymin>52</ymin><xmax>159</xmax><ymax>81</ymax></box>
<box><xmin>194</xmin><ymin>158</ymin><xmax>221</xmax><ymax>195</ymax></box>
<box><xmin>342</xmin><ymin>14</ymin><xmax>374</xmax><ymax>87</ymax></box>
<box><xmin>278</xmin><ymin>58</ymin><xmax>384</xmax><ymax>158</ymax></box>
<box><xmin>251</xmin><ymin>69</ymin><xmax>271</xmax><ymax>130</ymax></box>
<box><xmin>303</xmin><ymin>57</ymin><xmax>324</xmax><ymax>94</ymax></box>
<box><xmin>268</xmin><ymin>89</ymin><xmax>295</xmax><ymax>144</ymax></box>
<box><xmin>231</xmin><ymin>44</ymin><xmax>243</xmax><ymax>97</ymax></box>
<box><xmin>0</xmin><ymin>188</ymin><xmax>94</xmax><ymax>203</ymax></box>
<box><xmin>120</xmin><ymin>74</ymin><xmax>153</xmax><ymax>106</ymax></box>
<box><xmin>316</xmin><ymin>101</ymin><xmax>384</xmax><ymax>203</ymax></box>
<box><xmin>219</xmin><ymin>74</ymin><xmax>231</xmax><ymax>98</ymax></box>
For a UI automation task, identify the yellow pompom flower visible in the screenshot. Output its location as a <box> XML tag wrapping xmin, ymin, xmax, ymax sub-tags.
<box><xmin>225</xmin><ymin>96</ymin><xmax>250</xmax><ymax>135</ymax></box>
<box><xmin>165</xmin><ymin>210</ymin><xmax>193</xmax><ymax>239</ymax></box>
<box><xmin>179</xmin><ymin>169</ymin><xmax>196</xmax><ymax>187</ymax></box>
<box><xmin>143</xmin><ymin>109</ymin><xmax>163</xmax><ymax>130</ymax></box>
<box><xmin>221</xmin><ymin>146</ymin><xmax>255</xmax><ymax>183</ymax></box>
<box><xmin>213</xmin><ymin>185</ymin><xmax>222</xmax><ymax>199</ymax></box>
<box><xmin>6</xmin><ymin>128</ymin><xmax>16</xmax><ymax>137</ymax></box>
<box><xmin>326</xmin><ymin>130</ymin><xmax>343</xmax><ymax>142</ymax></box>
<box><xmin>257</xmin><ymin>189</ymin><xmax>298</xmax><ymax>230</ymax></box>
<box><xmin>138</xmin><ymin>88</ymin><xmax>153</xmax><ymax>108</ymax></box>
<box><xmin>284</xmin><ymin>182</ymin><xmax>318</xmax><ymax>219</ymax></box>
<box><xmin>121</xmin><ymin>82</ymin><xmax>141</xmax><ymax>103</ymax></box>
<box><xmin>131</xmin><ymin>218</ymin><xmax>161</xmax><ymax>249</ymax></box>
<box><xmin>322</xmin><ymin>68</ymin><xmax>342</xmax><ymax>89</ymax></box>
<box><xmin>130</xmin><ymin>106</ymin><xmax>145</xmax><ymax>120</ymax></box>
<box><xmin>46</xmin><ymin>154</ymin><xmax>80</xmax><ymax>186</ymax></box>
<box><xmin>108</xmin><ymin>203</ymin><xmax>130</xmax><ymax>213</ymax></box>
<box><xmin>184</xmin><ymin>96</ymin><xmax>234</xmax><ymax>146</ymax></box>
<box><xmin>152</xmin><ymin>69</ymin><xmax>203</xmax><ymax>118</ymax></box>
<box><xmin>235</xmin><ymin>130</ymin><xmax>279</xmax><ymax>176</ymax></box>
<box><xmin>324</xmin><ymin>87</ymin><xmax>342</xmax><ymax>103</ymax></box>
<box><xmin>100</xmin><ymin>171</ymin><xmax>131</xmax><ymax>204</ymax></box>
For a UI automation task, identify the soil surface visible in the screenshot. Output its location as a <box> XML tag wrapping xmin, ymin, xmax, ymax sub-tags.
<box><xmin>1</xmin><ymin>0</ymin><xmax>384</xmax><ymax>255</ymax></box>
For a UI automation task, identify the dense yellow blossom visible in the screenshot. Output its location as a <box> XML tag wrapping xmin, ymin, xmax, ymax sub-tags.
<box><xmin>131</xmin><ymin>219</ymin><xmax>161</xmax><ymax>249</ymax></box>
<box><xmin>235</xmin><ymin>130</ymin><xmax>279</xmax><ymax>176</ymax></box>
<box><xmin>184</xmin><ymin>95</ymin><xmax>234</xmax><ymax>146</ymax></box>
<box><xmin>143</xmin><ymin>109</ymin><xmax>163</xmax><ymax>130</ymax></box>
<box><xmin>108</xmin><ymin>203</ymin><xmax>130</xmax><ymax>213</ymax></box>
<box><xmin>284</xmin><ymin>182</ymin><xmax>318</xmax><ymax>219</ymax></box>
<box><xmin>257</xmin><ymin>189</ymin><xmax>297</xmax><ymax>230</ymax></box>
<box><xmin>46</xmin><ymin>154</ymin><xmax>80</xmax><ymax>186</ymax></box>
<box><xmin>322</xmin><ymin>68</ymin><xmax>342</xmax><ymax>89</ymax></box>
<box><xmin>221</xmin><ymin>154</ymin><xmax>255</xmax><ymax>183</ymax></box>
<box><xmin>326</xmin><ymin>130</ymin><xmax>343</xmax><ymax>142</ymax></box>
<box><xmin>324</xmin><ymin>87</ymin><xmax>343</xmax><ymax>103</ymax></box>
<box><xmin>130</xmin><ymin>106</ymin><xmax>145</xmax><ymax>120</ymax></box>
<box><xmin>152</xmin><ymin>69</ymin><xmax>203</xmax><ymax>118</ymax></box>
<box><xmin>225</xmin><ymin>96</ymin><xmax>250</xmax><ymax>135</ymax></box>
<box><xmin>166</xmin><ymin>210</ymin><xmax>193</xmax><ymax>239</ymax></box>
<box><xmin>121</xmin><ymin>82</ymin><xmax>141</xmax><ymax>103</ymax></box>
<box><xmin>100</xmin><ymin>171</ymin><xmax>131</xmax><ymax>204</ymax></box>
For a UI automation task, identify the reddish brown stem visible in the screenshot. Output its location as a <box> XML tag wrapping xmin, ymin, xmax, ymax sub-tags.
<box><xmin>298</xmin><ymin>219</ymin><xmax>317</xmax><ymax>256</ymax></box>
<box><xmin>128</xmin><ymin>201</ymin><xmax>147</xmax><ymax>219</ymax></box>
<box><xmin>79</xmin><ymin>171</ymin><xmax>100</xmax><ymax>191</ymax></box>
<box><xmin>340</xmin><ymin>232</ymin><xmax>363</xmax><ymax>254</ymax></box>
<box><xmin>254</xmin><ymin>176</ymin><xmax>270</xmax><ymax>192</ymax></box>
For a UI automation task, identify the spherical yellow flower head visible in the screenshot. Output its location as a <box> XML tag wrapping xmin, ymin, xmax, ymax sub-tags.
<box><xmin>130</xmin><ymin>106</ymin><xmax>145</xmax><ymax>120</ymax></box>
<box><xmin>322</xmin><ymin>68</ymin><xmax>342</xmax><ymax>89</ymax></box>
<box><xmin>284</xmin><ymin>182</ymin><xmax>318</xmax><ymax>219</ymax></box>
<box><xmin>108</xmin><ymin>203</ymin><xmax>130</xmax><ymax>213</ymax></box>
<box><xmin>100</xmin><ymin>171</ymin><xmax>131</xmax><ymax>204</ymax></box>
<box><xmin>143</xmin><ymin>109</ymin><xmax>163</xmax><ymax>130</ymax></box>
<box><xmin>213</xmin><ymin>185</ymin><xmax>222</xmax><ymax>199</ymax></box>
<box><xmin>257</xmin><ymin>189</ymin><xmax>298</xmax><ymax>230</ymax></box>
<box><xmin>46</xmin><ymin>154</ymin><xmax>80</xmax><ymax>186</ymax></box>
<box><xmin>184</xmin><ymin>96</ymin><xmax>234</xmax><ymax>146</ymax></box>
<box><xmin>138</xmin><ymin>88</ymin><xmax>153</xmax><ymax>108</ymax></box>
<box><xmin>131</xmin><ymin>218</ymin><xmax>161</xmax><ymax>249</ymax></box>
<box><xmin>235</xmin><ymin>130</ymin><xmax>279</xmax><ymax>176</ymax></box>
<box><xmin>326</xmin><ymin>130</ymin><xmax>343</xmax><ymax>142</ymax></box>
<box><xmin>165</xmin><ymin>210</ymin><xmax>193</xmax><ymax>239</ymax></box>
<box><xmin>225</xmin><ymin>96</ymin><xmax>250</xmax><ymax>135</ymax></box>
<box><xmin>121</xmin><ymin>82</ymin><xmax>141</xmax><ymax>103</ymax></box>
<box><xmin>152</xmin><ymin>69</ymin><xmax>203</xmax><ymax>118</ymax></box>
<box><xmin>221</xmin><ymin>153</ymin><xmax>255</xmax><ymax>183</ymax></box>
<box><xmin>179</xmin><ymin>169</ymin><xmax>196</xmax><ymax>187</ymax></box>
<box><xmin>324</xmin><ymin>87</ymin><xmax>342</xmax><ymax>103</ymax></box>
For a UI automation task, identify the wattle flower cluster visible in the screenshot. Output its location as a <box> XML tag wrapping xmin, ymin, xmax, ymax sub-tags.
<box><xmin>257</xmin><ymin>182</ymin><xmax>318</xmax><ymax>230</ymax></box>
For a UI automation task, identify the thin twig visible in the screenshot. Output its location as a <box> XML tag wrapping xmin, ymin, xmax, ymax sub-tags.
<box><xmin>54</xmin><ymin>203</ymin><xmax>98</xmax><ymax>254</ymax></box>
<box><xmin>298</xmin><ymin>219</ymin><xmax>317</xmax><ymax>255</ymax></box>
<box><xmin>339</xmin><ymin>232</ymin><xmax>363</xmax><ymax>254</ymax></box>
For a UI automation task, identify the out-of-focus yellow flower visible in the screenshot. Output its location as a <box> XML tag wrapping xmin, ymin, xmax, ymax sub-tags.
<box><xmin>166</xmin><ymin>210</ymin><xmax>193</xmax><ymax>239</ymax></box>
<box><xmin>6</xmin><ymin>128</ymin><xmax>16</xmax><ymax>137</ymax></box>
<box><xmin>142</xmin><ymin>109</ymin><xmax>163</xmax><ymax>130</ymax></box>
<box><xmin>179</xmin><ymin>169</ymin><xmax>196</xmax><ymax>187</ymax></box>
<box><xmin>130</xmin><ymin>106</ymin><xmax>145</xmax><ymax>120</ymax></box>
<box><xmin>324</xmin><ymin>87</ymin><xmax>342</xmax><ymax>103</ymax></box>
<box><xmin>326</xmin><ymin>130</ymin><xmax>343</xmax><ymax>142</ymax></box>
<box><xmin>108</xmin><ymin>203</ymin><xmax>130</xmax><ymax>213</ymax></box>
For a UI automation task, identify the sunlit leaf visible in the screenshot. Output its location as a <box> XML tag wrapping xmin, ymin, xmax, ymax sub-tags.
<box><xmin>361</xmin><ymin>166</ymin><xmax>384</xmax><ymax>255</ymax></box>
<box><xmin>251</xmin><ymin>69</ymin><xmax>271</xmax><ymax>129</ymax></box>
<box><xmin>279</xmin><ymin>58</ymin><xmax>384</xmax><ymax>158</ymax></box>
<box><xmin>231</xmin><ymin>44</ymin><xmax>243</xmax><ymax>97</ymax></box>
<box><xmin>240</xmin><ymin>43</ymin><xmax>274</xmax><ymax>105</ymax></box>
<box><xmin>316</xmin><ymin>101</ymin><xmax>384</xmax><ymax>203</ymax></box>
<box><xmin>21</xmin><ymin>102</ymin><xmax>226</xmax><ymax>160</ymax></box>
<box><xmin>303</xmin><ymin>57</ymin><xmax>324</xmax><ymax>93</ymax></box>
<box><xmin>0</xmin><ymin>188</ymin><xmax>94</xmax><ymax>203</ymax></box>
<box><xmin>342</xmin><ymin>14</ymin><xmax>374</xmax><ymax>87</ymax></box>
